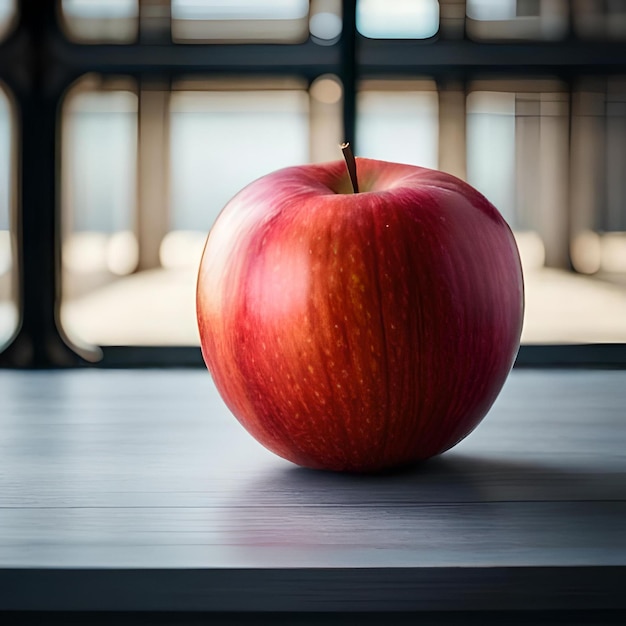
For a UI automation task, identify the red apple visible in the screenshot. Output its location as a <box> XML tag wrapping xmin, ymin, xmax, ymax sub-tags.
<box><xmin>197</xmin><ymin>154</ymin><xmax>524</xmax><ymax>472</ymax></box>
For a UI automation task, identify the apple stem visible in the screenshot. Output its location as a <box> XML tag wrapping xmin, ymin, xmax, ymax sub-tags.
<box><xmin>341</xmin><ymin>142</ymin><xmax>359</xmax><ymax>194</ymax></box>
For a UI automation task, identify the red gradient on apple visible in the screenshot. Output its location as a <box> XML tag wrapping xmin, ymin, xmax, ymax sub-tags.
<box><xmin>197</xmin><ymin>157</ymin><xmax>524</xmax><ymax>472</ymax></box>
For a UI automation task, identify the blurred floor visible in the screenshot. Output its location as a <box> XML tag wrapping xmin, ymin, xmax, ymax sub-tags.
<box><xmin>63</xmin><ymin>267</ymin><xmax>201</xmax><ymax>346</ymax></box>
<box><xmin>59</xmin><ymin>265</ymin><xmax>626</xmax><ymax>347</ymax></box>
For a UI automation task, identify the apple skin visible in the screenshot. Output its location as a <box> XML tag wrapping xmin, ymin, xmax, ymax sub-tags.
<box><xmin>197</xmin><ymin>157</ymin><xmax>524</xmax><ymax>472</ymax></box>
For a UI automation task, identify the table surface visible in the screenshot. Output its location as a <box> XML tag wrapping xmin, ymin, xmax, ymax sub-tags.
<box><xmin>0</xmin><ymin>368</ymin><xmax>625</xmax><ymax>615</ymax></box>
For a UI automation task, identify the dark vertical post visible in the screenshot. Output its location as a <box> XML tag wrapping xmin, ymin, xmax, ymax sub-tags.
<box><xmin>0</xmin><ymin>0</ymin><xmax>97</xmax><ymax>367</ymax></box>
<box><xmin>340</xmin><ymin>0</ymin><xmax>358</xmax><ymax>150</ymax></box>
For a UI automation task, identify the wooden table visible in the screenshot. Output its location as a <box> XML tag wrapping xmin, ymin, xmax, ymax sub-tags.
<box><xmin>1</xmin><ymin>369</ymin><xmax>625</xmax><ymax>624</ymax></box>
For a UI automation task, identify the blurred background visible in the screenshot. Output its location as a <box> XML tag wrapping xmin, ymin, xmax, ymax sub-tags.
<box><xmin>1</xmin><ymin>0</ymin><xmax>626</xmax><ymax>364</ymax></box>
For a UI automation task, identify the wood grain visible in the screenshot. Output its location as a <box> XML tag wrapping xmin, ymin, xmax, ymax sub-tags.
<box><xmin>0</xmin><ymin>369</ymin><xmax>625</xmax><ymax>613</ymax></box>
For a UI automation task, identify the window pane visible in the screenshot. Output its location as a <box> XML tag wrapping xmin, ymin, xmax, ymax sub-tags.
<box><xmin>467</xmin><ymin>83</ymin><xmax>626</xmax><ymax>344</ymax></box>
<box><xmin>172</xmin><ymin>0</ymin><xmax>308</xmax><ymax>20</ymax></box>
<box><xmin>0</xmin><ymin>86</ymin><xmax>16</xmax><ymax>349</ymax></box>
<box><xmin>61</xmin><ymin>81</ymin><xmax>139</xmax><ymax>345</ymax></box>
<box><xmin>63</xmin><ymin>90</ymin><xmax>137</xmax><ymax>234</ymax></box>
<box><xmin>467</xmin><ymin>0</ymin><xmax>517</xmax><ymax>20</ymax></box>
<box><xmin>357</xmin><ymin>0</ymin><xmax>439</xmax><ymax>39</ymax></box>
<box><xmin>0</xmin><ymin>0</ymin><xmax>16</xmax><ymax>41</ymax></box>
<box><xmin>570</xmin><ymin>78</ymin><xmax>626</xmax><ymax>274</ymax></box>
<box><xmin>466</xmin><ymin>0</ymin><xmax>568</xmax><ymax>40</ymax></box>
<box><xmin>467</xmin><ymin>92</ymin><xmax>517</xmax><ymax>227</ymax></box>
<box><xmin>172</xmin><ymin>0</ymin><xmax>309</xmax><ymax>42</ymax></box>
<box><xmin>61</xmin><ymin>0</ymin><xmax>139</xmax><ymax>43</ymax></box>
<box><xmin>356</xmin><ymin>82</ymin><xmax>438</xmax><ymax>169</ymax></box>
<box><xmin>468</xmin><ymin>84</ymin><xmax>568</xmax><ymax>258</ymax></box>
<box><xmin>170</xmin><ymin>87</ymin><xmax>309</xmax><ymax>234</ymax></box>
<box><xmin>166</xmin><ymin>83</ymin><xmax>309</xmax><ymax>277</ymax></box>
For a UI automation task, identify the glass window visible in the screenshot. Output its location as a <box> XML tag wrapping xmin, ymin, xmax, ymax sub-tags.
<box><xmin>0</xmin><ymin>85</ymin><xmax>16</xmax><ymax>349</ymax></box>
<box><xmin>356</xmin><ymin>81</ymin><xmax>439</xmax><ymax>169</ymax></box>
<box><xmin>169</xmin><ymin>82</ymin><xmax>309</xmax><ymax>236</ymax></box>
<box><xmin>60</xmin><ymin>79</ymin><xmax>139</xmax><ymax>346</ymax></box>
<box><xmin>0</xmin><ymin>0</ymin><xmax>16</xmax><ymax>41</ymax></box>
<box><xmin>357</xmin><ymin>0</ymin><xmax>439</xmax><ymax>39</ymax></box>
<box><xmin>60</xmin><ymin>0</ymin><xmax>139</xmax><ymax>43</ymax></box>
<box><xmin>570</xmin><ymin>77</ymin><xmax>626</xmax><ymax>276</ymax></box>
<box><xmin>467</xmin><ymin>82</ymin><xmax>626</xmax><ymax>344</ymax></box>
<box><xmin>466</xmin><ymin>0</ymin><xmax>568</xmax><ymax>40</ymax></box>
<box><xmin>171</xmin><ymin>0</ymin><xmax>309</xmax><ymax>42</ymax></box>
<box><xmin>467</xmin><ymin>91</ymin><xmax>517</xmax><ymax>228</ymax></box>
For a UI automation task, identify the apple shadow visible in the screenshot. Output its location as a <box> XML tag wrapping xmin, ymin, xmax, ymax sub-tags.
<box><xmin>216</xmin><ymin>452</ymin><xmax>625</xmax><ymax>557</ymax></box>
<box><xmin>234</xmin><ymin>451</ymin><xmax>626</xmax><ymax>507</ymax></box>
